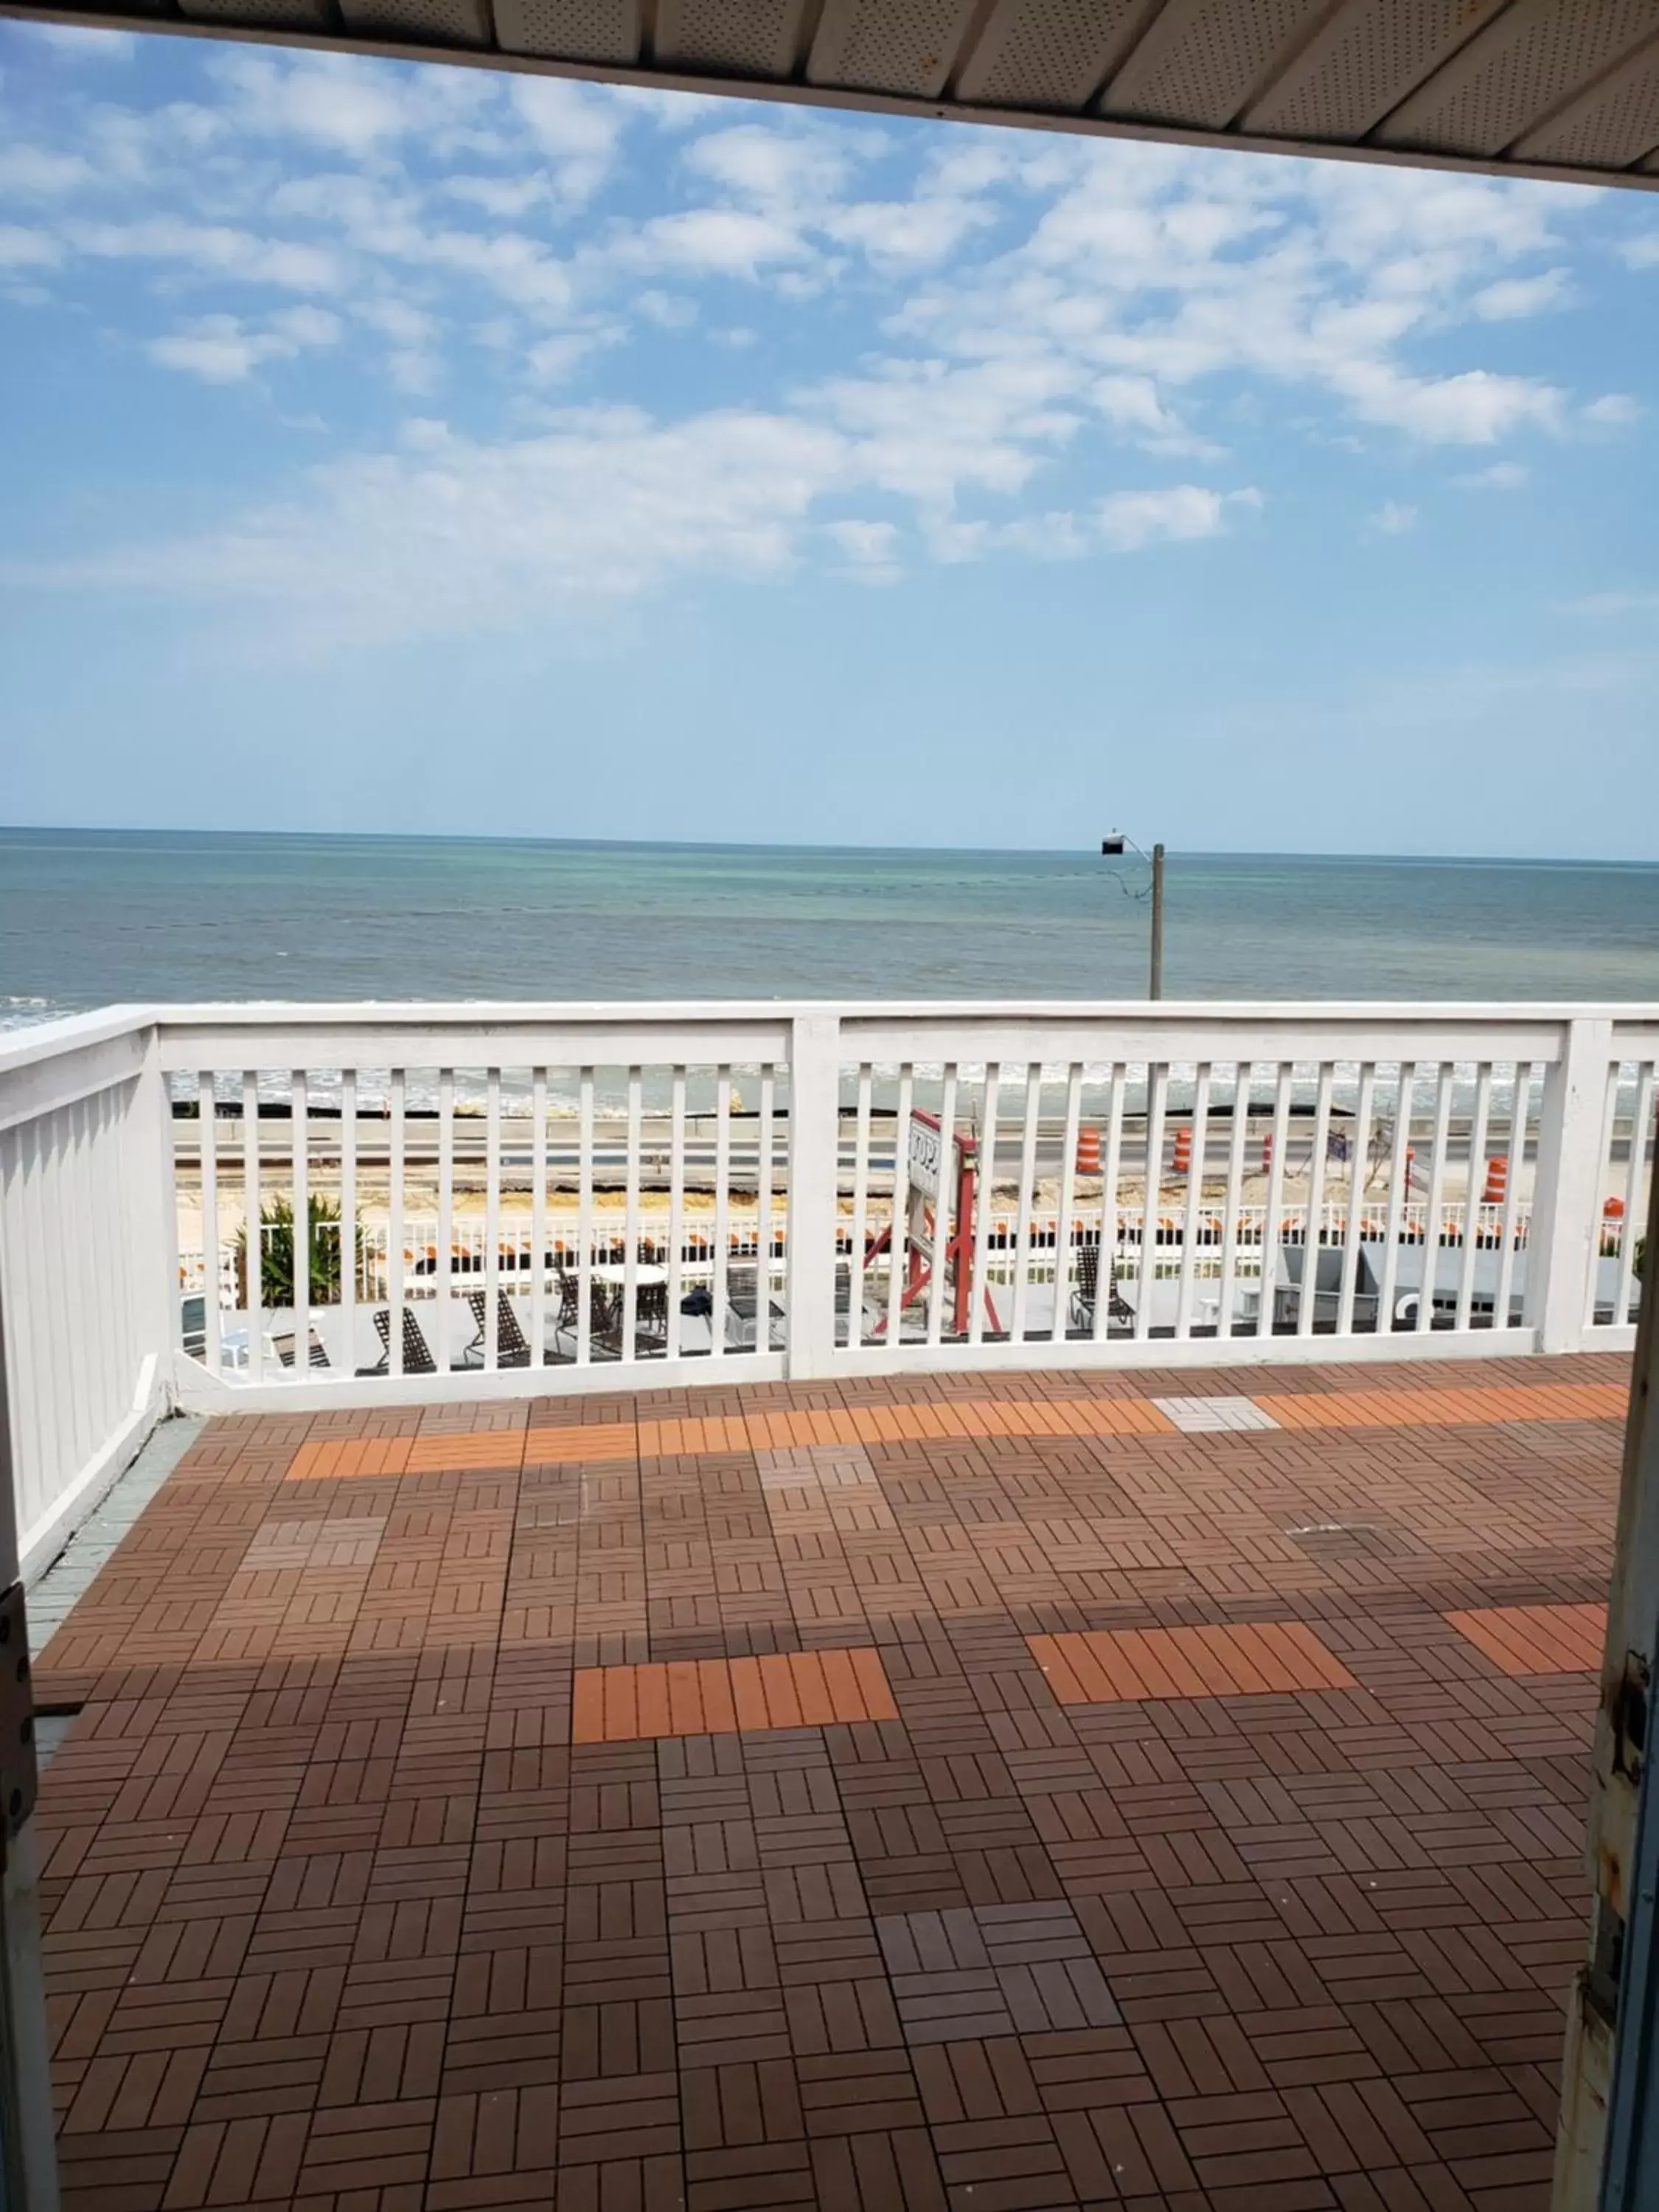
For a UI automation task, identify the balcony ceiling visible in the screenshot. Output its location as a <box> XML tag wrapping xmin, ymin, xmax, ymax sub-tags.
<box><xmin>6</xmin><ymin>0</ymin><xmax>1659</xmax><ymax>192</ymax></box>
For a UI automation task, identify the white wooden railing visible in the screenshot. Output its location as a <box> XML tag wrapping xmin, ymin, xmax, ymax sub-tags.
<box><xmin>1</xmin><ymin>1003</ymin><xmax>1654</xmax><ymax>1553</ymax></box>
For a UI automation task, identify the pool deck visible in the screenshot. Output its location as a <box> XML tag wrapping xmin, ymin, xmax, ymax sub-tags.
<box><xmin>33</xmin><ymin>1351</ymin><xmax>1631</xmax><ymax>2212</ymax></box>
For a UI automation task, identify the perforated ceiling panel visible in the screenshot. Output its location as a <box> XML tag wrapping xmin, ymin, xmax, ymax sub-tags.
<box><xmin>183</xmin><ymin>0</ymin><xmax>334</xmax><ymax>27</ymax></box>
<box><xmin>657</xmin><ymin>0</ymin><xmax>805</xmax><ymax>77</ymax></box>
<box><xmin>1512</xmin><ymin>31</ymin><xmax>1659</xmax><ymax>165</ymax></box>
<box><xmin>1377</xmin><ymin>0</ymin><xmax>1659</xmax><ymax>156</ymax></box>
<box><xmin>1100</xmin><ymin>0</ymin><xmax>1340</xmax><ymax>129</ymax></box>
<box><xmin>493</xmin><ymin>0</ymin><xmax>639</xmax><ymax>61</ymax></box>
<box><xmin>6</xmin><ymin>0</ymin><xmax>1659</xmax><ymax>189</ymax></box>
<box><xmin>1242</xmin><ymin>0</ymin><xmax>1512</xmax><ymax>142</ymax></box>
<box><xmin>954</xmin><ymin>0</ymin><xmax>1158</xmax><ymax>111</ymax></box>
<box><xmin>337</xmin><ymin>0</ymin><xmax>491</xmax><ymax>44</ymax></box>
<box><xmin>808</xmin><ymin>0</ymin><xmax>983</xmax><ymax>97</ymax></box>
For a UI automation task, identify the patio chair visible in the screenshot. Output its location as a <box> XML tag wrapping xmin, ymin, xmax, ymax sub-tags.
<box><xmin>549</xmin><ymin>1266</ymin><xmax>621</xmax><ymax>1360</ymax></box>
<box><xmin>1068</xmin><ymin>1241</ymin><xmax>1134</xmax><ymax>1335</ymax></box>
<box><xmin>726</xmin><ymin>1265</ymin><xmax>785</xmax><ymax>1351</ymax></box>
<box><xmin>461</xmin><ymin>1288</ymin><xmax>533</xmax><ymax>1368</ymax></box>
<box><xmin>358</xmin><ymin>1306</ymin><xmax>439</xmax><ymax>1376</ymax></box>
<box><xmin>270</xmin><ymin>1328</ymin><xmax>330</xmax><ymax>1371</ymax></box>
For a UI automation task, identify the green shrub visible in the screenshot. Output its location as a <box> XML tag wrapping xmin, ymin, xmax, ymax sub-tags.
<box><xmin>237</xmin><ymin>1196</ymin><xmax>358</xmax><ymax>1307</ymax></box>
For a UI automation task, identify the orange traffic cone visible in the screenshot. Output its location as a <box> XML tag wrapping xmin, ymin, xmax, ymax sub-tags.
<box><xmin>1076</xmin><ymin>1127</ymin><xmax>1102</xmax><ymax>1175</ymax></box>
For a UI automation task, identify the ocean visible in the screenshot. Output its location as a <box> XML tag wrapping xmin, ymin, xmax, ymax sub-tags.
<box><xmin>3</xmin><ymin>827</ymin><xmax>1658</xmax><ymax>1021</ymax></box>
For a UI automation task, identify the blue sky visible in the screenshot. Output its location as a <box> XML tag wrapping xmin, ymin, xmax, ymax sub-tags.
<box><xmin>2</xmin><ymin>23</ymin><xmax>1658</xmax><ymax>859</ymax></box>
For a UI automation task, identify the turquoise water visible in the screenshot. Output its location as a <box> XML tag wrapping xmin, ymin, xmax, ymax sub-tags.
<box><xmin>3</xmin><ymin>827</ymin><xmax>1658</xmax><ymax>1018</ymax></box>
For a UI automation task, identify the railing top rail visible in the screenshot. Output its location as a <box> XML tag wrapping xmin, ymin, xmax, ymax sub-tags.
<box><xmin>0</xmin><ymin>1005</ymin><xmax>153</xmax><ymax>1079</ymax></box>
<box><xmin>5</xmin><ymin>999</ymin><xmax>1659</xmax><ymax>1059</ymax></box>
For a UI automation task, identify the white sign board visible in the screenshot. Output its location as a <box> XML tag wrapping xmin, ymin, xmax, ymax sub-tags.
<box><xmin>907</xmin><ymin>1113</ymin><xmax>942</xmax><ymax>1202</ymax></box>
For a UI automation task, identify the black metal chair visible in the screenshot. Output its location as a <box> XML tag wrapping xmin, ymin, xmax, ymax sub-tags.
<box><xmin>271</xmin><ymin>1328</ymin><xmax>330</xmax><ymax>1371</ymax></box>
<box><xmin>461</xmin><ymin>1288</ymin><xmax>532</xmax><ymax>1368</ymax></box>
<box><xmin>358</xmin><ymin>1306</ymin><xmax>438</xmax><ymax>1376</ymax></box>
<box><xmin>1068</xmin><ymin>1239</ymin><xmax>1134</xmax><ymax>1334</ymax></box>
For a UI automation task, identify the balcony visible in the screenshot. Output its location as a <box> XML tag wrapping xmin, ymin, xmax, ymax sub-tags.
<box><xmin>1</xmin><ymin>1000</ymin><xmax>1650</xmax><ymax>2212</ymax></box>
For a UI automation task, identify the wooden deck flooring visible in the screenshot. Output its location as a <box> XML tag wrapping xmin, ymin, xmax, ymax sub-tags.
<box><xmin>34</xmin><ymin>1352</ymin><xmax>1630</xmax><ymax>2212</ymax></box>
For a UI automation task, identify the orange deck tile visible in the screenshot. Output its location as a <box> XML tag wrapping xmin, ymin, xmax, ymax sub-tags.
<box><xmin>523</xmin><ymin>1420</ymin><xmax>636</xmax><ymax>1464</ymax></box>
<box><xmin>569</xmin><ymin>1644</ymin><xmax>900</xmax><ymax>1742</ymax></box>
<box><xmin>1446</xmin><ymin>1601</ymin><xmax>1608</xmax><ymax>1677</ymax></box>
<box><xmin>285</xmin><ymin>1435</ymin><xmax>414</xmax><ymax>1482</ymax></box>
<box><xmin>1029</xmin><ymin>1621</ymin><xmax>1357</xmax><ymax>1704</ymax></box>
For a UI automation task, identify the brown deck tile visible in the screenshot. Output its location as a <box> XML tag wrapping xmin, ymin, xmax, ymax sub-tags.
<box><xmin>34</xmin><ymin>1352</ymin><xmax>1627</xmax><ymax>2210</ymax></box>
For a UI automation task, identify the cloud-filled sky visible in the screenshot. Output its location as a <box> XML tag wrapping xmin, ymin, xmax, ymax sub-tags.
<box><xmin>2</xmin><ymin>22</ymin><xmax>1658</xmax><ymax>855</ymax></box>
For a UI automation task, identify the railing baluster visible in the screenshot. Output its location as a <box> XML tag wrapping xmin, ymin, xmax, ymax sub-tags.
<box><xmin>341</xmin><ymin>1068</ymin><xmax>357</xmax><ymax>1363</ymax></box>
<box><xmin>666</xmin><ymin>1068</ymin><xmax>686</xmax><ymax>1360</ymax></box>
<box><xmin>485</xmin><ymin>1068</ymin><xmax>502</xmax><ymax>1371</ymax></box>
<box><xmin>850</xmin><ymin>1065</ymin><xmax>872</xmax><ymax>1349</ymax></box>
<box><xmin>1417</xmin><ymin>1064</ymin><xmax>1453</xmax><ymax>1333</ymax></box>
<box><xmin>712</xmin><ymin>1066</ymin><xmax>731</xmax><ymax>1360</ymax></box>
<box><xmin>1095</xmin><ymin>1063</ymin><xmax>1124</xmax><ymax>1345</ymax></box>
<box><xmin>1051</xmin><ymin>1062</ymin><xmax>1081</xmax><ymax>1344</ymax></box>
<box><xmin>887</xmin><ymin>1065</ymin><xmax>915</xmax><ymax>1346</ymax></box>
<box><xmin>292</xmin><ymin>1068</ymin><xmax>310</xmax><ymax>1374</ymax></box>
<box><xmin>757</xmin><ymin>1062</ymin><xmax>775</xmax><ymax>1353</ymax></box>
<box><xmin>928</xmin><ymin>1065</ymin><xmax>959</xmax><ymax>1346</ymax></box>
<box><xmin>437</xmin><ymin>1068</ymin><xmax>454</xmax><ymax>1372</ymax></box>
<box><xmin>1338</xmin><ymin>1063</ymin><xmax>1376</xmax><ymax>1337</ymax></box>
<box><xmin>1587</xmin><ymin>1060</ymin><xmax>1622</xmax><ymax>1335</ymax></box>
<box><xmin>970</xmin><ymin>1065</ymin><xmax>1001</xmax><ymax>1346</ymax></box>
<box><xmin>1219</xmin><ymin>1062</ymin><xmax>1250</xmax><ymax>1342</ymax></box>
<box><xmin>577</xmin><ymin>1068</ymin><xmax>594</xmax><ymax>1366</ymax></box>
<box><xmin>1136</xmin><ymin>1064</ymin><xmax>1167</xmax><ymax>1343</ymax></box>
<box><xmin>1495</xmin><ymin>1060</ymin><xmax>1533</xmax><ymax>1333</ymax></box>
<box><xmin>1456</xmin><ymin>1065</ymin><xmax>1492</xmax><ymax>1333</ymax></box>
<box><xmin>1298</xmin><ymin>1064</ymin><xmax>1333</xmax><ymax>1339</ymax></box>
<box><xmin>389</xmin><ymin>1069</ymin><xmax>406</xmax><ymax>1377</ymax></box>
<box><xmin>624</xmin><ymin>1066</ymin><xmax>642</xmax><ymax>1363</ymax></box>
<box><xmin>199</xmin><ymin>1072</ymin><xmax>220</xmax><ymax>1374</ymax></box>
<box><xmin>1012</xmin><ymin>1063</ymin><xmax>1040</xmax><ymax>1343</ymax></box>
<box><xmin>1616</xmin><ymin>1062</ymin><xmax>1655</xmax><ymax>1330</ymax></box>
<box><xmin>1377</xmin><ymin>1064</ymin><xmax>1416</xmax><ymax>1336</ymax></box>
<box><xmin>531</xmin><ymin>1067</ymin><xmax>548</xmax><ymax>1368</ymax></box>
<box><xmin>1258</xmin><ymin>1064</ymin><xmax>1291</xmax><ymax>1339</ymax></box>
<box><xmin>1176</xmin><ymin>1062</ymin><xmax>1210</xmax><ymax>1340</ymax></box>
<box><xmin>243</xmin><ymin>1070</ymin><xmax>262</xmax><ymax>1382</ymax></box>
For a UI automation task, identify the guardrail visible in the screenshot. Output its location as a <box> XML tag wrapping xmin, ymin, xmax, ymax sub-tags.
<box><xmin>1</xmin><ymin>1003</ymin><xmax>1654</xmax><ymax>1548</ymax></box>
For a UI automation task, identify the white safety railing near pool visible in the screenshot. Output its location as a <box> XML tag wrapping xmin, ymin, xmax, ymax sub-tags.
<box><xmin>1</xmin><ymin>1004</ymin><xmax>1654</xmax><ymax>1573</ymax></box>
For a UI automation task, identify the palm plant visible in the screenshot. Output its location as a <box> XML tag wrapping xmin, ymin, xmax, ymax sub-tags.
<box><xmin>237</xmin><ymin>1196</ymin><xmax>358</xmax><ymax>1307</ymax></box>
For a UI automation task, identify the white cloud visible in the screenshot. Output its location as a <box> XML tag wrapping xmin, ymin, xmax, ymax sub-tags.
<box><xmin>27</xmin><ymin>24</ymin><xmax>137</xmax><ymax>60</ymax></box>
<box><xmin>1331</xmin><ymin>363</ymin><xmax>1562</xmax><ymax>443</ymax></box>
<box><xmin>63</xmin><ymin>218</ymin><xmax>345</xmax><ymax>293</ymax></box>
<box><xmin>1470</xmin><ymin>268</ymin><xmax>1571</xmax><ymax>319</ymax></box>
<box><xmin>145</xmin><ymin>307</ymin><xmax>341</xmax><ymax>383</ymax></box>
<box><xmin>1620</xmin><ymin>232</ymin><xmax>1659</xmax><ymax>269</ymax></box>
<box><xmin>0</xmin><ymin>226</ymin><xmax>63</xmax><ymax>271</ymax></box>
<box><xmin>1585</xmin><ymin>393</ymin><xmax>1642</xmax><ymax>427</ymax></box>
<box><xmin>508</xmin><ymin>79</ymin><xmax>623</xmax><ymax>204</ymax></box>
<box><xmin>826</xmin><ymin>518</ymin><xmax>902</xmax><ymax>582</ymax></box>
<box><xmin>0</xmin><ymin>146</ymin><xmax>95</xmax><ymax>196</ymax></box>
<box><xmin>1371</xmin><ymin>500</ymin><xmax>1418</xmax><ymax>535</ymax></box>
<box><xmin>1454</xmin><ymin>460</ymin><xmax>1528</xmax><ymax>490</ymax></box>
<box><xmin>1097</xmin><ymin>484</ymin><xmax>1254</xmax><ymax>550</ymax></box>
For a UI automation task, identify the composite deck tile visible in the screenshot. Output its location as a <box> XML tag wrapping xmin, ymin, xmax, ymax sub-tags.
<box><xmin>1444</xmin><ymin>1601</ymin><xmax>1608</xmax><ymax>1677</ymax></box>
<box><xmin>1152</xmin><ymin>1394</ymin><xmax>1280</xmax><ymax>1433</ymax></box>
<box><xmin>571</xmin><ymin>1647</ymin><xmax>899</xmax><ymax>1742</ymax></box>
<box><xmin>29</xmin><ymin>1349</ymin><xmax>1629</xmax><ymax>2212</ymax></box>
<box><xmin>1029</xmin><ymin>1622</ymin><xmax>1358</xmax><ymax>1703</ymax></box>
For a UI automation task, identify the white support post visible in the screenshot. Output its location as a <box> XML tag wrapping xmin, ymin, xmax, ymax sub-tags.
<box><xmin>785</xmin><ymin>1012</ymin><xmax>841</xmax><ymax>1381</ymax></box>
<box><xmin>1528</xmin><ymin>1018</ymin><xmax>1614</xmax><ymax>1355</ymax></box>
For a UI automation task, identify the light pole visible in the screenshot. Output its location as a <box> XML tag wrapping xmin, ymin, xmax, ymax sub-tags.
<box><xmin>1100</xmin><ymin>833</ymin><xmax>1166</xmax><ymax>1001</ymax></box>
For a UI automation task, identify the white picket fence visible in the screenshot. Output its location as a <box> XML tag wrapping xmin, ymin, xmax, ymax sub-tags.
<box><xmin>2</xmin><ymin>1002</ymin><xmax>1655</xmax><ymax>1556</ymax></box>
